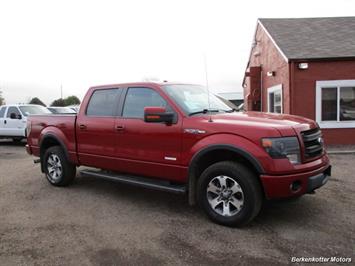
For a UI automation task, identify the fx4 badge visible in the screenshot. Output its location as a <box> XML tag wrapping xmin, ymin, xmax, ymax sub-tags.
<box><xmin>184</xmin><ymin>128</ymin><xmax>206</xmax><ymax>134</ymax></box>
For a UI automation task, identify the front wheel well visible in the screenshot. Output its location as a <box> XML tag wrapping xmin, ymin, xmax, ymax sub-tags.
<box><xmin>188</xmin><ymin>148</ymin><xmax>265</xmax><ymax>205</ymax></box>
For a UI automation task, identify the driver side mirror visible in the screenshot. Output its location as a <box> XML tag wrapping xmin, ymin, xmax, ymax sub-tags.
<box><xmin>10</xmin><ymin>113</ymin><xmax>22</xmax><ymax>119</ymax></box>
<box><xmin>144</xmin><ymin>107</ymin><xmax>174</xmax><ymax>124</ymax></box>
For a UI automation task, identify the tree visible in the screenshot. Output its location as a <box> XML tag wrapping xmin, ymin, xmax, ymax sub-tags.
<box><xmin>0</xmin><ymin>90</ymin><xmax>5</xmax><ymax>105</ymax></box>
<box><xmin>50</xmin><ymin>98</ymin><xmax>66</xmax><ymax>107</ymax></box>
<box><xmin>64</xmin><ymin>95</ymin><xmax>80</xmax><ymax>106</ymax></box>
<box><xmin>29</xmin><ymin>97</ymin><xmax>46</xmax><ymax>107</ymax></box>
<box><xmin>50</xmin><ymin>95</ymin><xmax>81</xmax><ymax>107</ymax></box>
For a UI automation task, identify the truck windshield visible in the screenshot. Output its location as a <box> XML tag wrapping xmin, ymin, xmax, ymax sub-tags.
<box><xmin>19</xmin><ymin>106</ymin><xmax>51</xmax><ymax>116</ymax></box>
<box><xmin>163</xmin><ymin>84</ymin><xmax>233</xmax><ymax>115</ymax></box>
<box><xmin>48</xmin><ymin>107</ymin><xmax>76</xmax><ymax>114</ymax></box>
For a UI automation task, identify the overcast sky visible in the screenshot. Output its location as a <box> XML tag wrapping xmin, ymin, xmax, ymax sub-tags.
<box><xmin>0</xmin><ymin>0</ymin><xmax>354</xmax><ymax>105</ymax></box>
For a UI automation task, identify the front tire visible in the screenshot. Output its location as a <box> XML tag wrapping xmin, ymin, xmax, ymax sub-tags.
<box><xmin>197</xmin><ymin>161</ymin><xmax>262</xmax><ymax>227</ymax></box>
<box><xmin>43</xmin><ymin>146</ymin><xmax>76</xmax><ymax>186</ymax></box>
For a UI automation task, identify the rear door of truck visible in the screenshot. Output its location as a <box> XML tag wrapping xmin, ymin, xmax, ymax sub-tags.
<box><xmin>76</xmin><ymin>87</ymin><xmax>123</xmax><ymax>170</ymax></box>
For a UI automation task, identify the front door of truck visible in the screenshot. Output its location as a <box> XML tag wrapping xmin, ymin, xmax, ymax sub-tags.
<box><xmin>76</xmin><ymin>88</ymin><xmax>122</xmax><ymax>170</ymax></box>
<box><xmin>4</xmin><ymin>106</ymin><xmax>24</xmax><ymax>136</ymax></box>
<box><xmin>115</xmin><ymin>87</ymin><xmax>183</xmax><ymax>181</ymax></box>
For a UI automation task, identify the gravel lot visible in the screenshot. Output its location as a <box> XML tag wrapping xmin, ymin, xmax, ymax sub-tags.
<box><xmin>0</xmin><ymin>140</ymin><xmax>354</xmax><ymax>265</ymax></box>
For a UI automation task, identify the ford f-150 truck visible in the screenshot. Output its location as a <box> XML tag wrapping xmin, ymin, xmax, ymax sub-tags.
<box><xmin>26</xmin><ymin>82</ymin><xmax>331</xmax><ymax>226</ymax></box>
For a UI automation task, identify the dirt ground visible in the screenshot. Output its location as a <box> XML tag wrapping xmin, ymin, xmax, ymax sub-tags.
<box><xmin>0</xmin><ymin>140</ymin><xmax>354</xmax><ymax>265</ymax></box>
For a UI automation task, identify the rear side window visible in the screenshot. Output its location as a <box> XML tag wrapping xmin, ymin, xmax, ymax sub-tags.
<box><xmin>0</xmin><ymin>106</ymin><xmax>6</xmax><ymax>118</ymax></box>
<box><xmin>86</xmin><ymin>89</ymin><xmax>119</xmax><ymax>116</ymax></box>
<box><xmin>7</xmin><ymin>107</ymin><xmax>21</xmax><ymax>118</ymax></box>
<box><xmin>122</xmin><ymin>88</ymin><xmax>168</xmax><ymax>118</ymax></box>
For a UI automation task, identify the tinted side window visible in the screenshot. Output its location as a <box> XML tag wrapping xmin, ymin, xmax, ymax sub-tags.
<box><xmin>7</xmin><ymin>107</ymin><xmax>21</xmax><ymax>118</ymax></box>
<box><xmin>122</xmin><ymin>88</ymin><xmax>168</xmax><ymax>118</ymax></box>
<box><xmin>0</xmin><ymin>106</ymin><xmax>6</xmax><ymax>118</ymax></box>
<box><xmin>86</xmin><ymin>89</ymin><xmax>119</xmax><ymax>116</ymax></box>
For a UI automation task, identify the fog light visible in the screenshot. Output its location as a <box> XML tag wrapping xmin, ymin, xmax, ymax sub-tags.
<box><xmin>290</xmin><ymin>180</ymin><xmax>302</xmax><ymax>192</ymax></box>
<box><xmin>286</xmin><ymin>153</ymin><xmax>300</xmax><ymax>164</ymax></box>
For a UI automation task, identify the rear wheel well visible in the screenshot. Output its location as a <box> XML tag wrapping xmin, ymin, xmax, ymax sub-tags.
<box><xmin>188</xmin><ymin>149</ymin><xmax>265</xmax><ymax>205</ymax></box>
<box><xmin>40</xmin><ymin>136</ymin><xmax>65</xmax><ymax>172</ymax></box>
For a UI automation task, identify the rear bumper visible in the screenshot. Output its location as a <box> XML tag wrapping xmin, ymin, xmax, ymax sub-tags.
<box><xmin>260</xmin><ymin>163</ymin><xmax>331</xmax><ymax>199</ymax></box>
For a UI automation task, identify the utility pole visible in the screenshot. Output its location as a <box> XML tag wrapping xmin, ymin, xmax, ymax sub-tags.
<box><xmin>60</xmin><ymin>84</ymin><xmax>63</xmax><ymax>99</ymax></box>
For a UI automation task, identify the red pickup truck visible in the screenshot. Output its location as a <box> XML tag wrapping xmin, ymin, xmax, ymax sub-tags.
<box><xmin>26</xmin><ymin>82</ymin><xmax>331</xmax><ymax>226</ymax></box>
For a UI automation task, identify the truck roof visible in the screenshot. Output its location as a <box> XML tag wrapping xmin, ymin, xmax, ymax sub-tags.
<box><xmin>0</xmin><ymin>104</ymin><xmax>43</xmax><ymax>107</ymax></box>
<box><xmin>89</xmin><ymin>82</ymin><xmax>199</xmax><ymax>90</ymax></box>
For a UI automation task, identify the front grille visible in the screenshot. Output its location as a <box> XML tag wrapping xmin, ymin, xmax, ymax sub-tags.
<box><xmin>302</xmin><ymin>127</ymin><xmax>323</xmax><ymax>159</ymax></box>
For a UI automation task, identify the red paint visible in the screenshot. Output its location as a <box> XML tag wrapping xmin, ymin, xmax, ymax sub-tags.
<box><xmin>144</xmin><ymin>106</ymin><xmax>166</xmax><ymax>114</ymax></box>
<box><xmin>261</xmin><ymin>158</ymin><xmax>329</xmax><ymax>198</ymax></box>
<box><xmin>26</xmin><ymin>82</ymin><xmax>330</xmax><ymax>199</ymax></box>
<box><xmin>244</xmin><ymin>23</ymin><xmax>355</xmax><ymax>145</ymax></box>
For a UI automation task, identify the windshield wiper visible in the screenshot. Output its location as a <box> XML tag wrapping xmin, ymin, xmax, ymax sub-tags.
<box><xmin>189</xmin><ymin>109</ymin><xmax>221</xmax><ymax>116</ymax></box>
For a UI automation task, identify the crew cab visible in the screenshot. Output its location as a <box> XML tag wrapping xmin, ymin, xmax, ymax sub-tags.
<box><xmin>0</xmin><ymin>104</ymin><xmax>50</xmax><ymax>141</ymax></box>
<box><xmin>26</xmin><ymin>83</ymin><xmax>331</xmax><ymax>226</ymax></box>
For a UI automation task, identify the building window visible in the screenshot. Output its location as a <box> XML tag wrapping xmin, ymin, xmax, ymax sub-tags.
<box><xmin>340</xmin><ymin>87</ymin><xmax>355</xmax><ymax>121</ymax></box>
<box><xmin>316</xmin><ymin>80</ymin><xmax>355</xmax><ymax>128</ymax></box>
<box><xmin>267</xmin><ymin>84</ymin><xmax>283</xmax><ymax>113</ymax></box>
<box><xmin>321</xmin><ymin>87</ymin><xmax>337</xmax><ymax>121</ymax></box>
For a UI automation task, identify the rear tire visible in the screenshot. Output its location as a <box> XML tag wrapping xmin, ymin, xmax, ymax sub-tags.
<box><xmin>197</xmin><ymin>161</ymin><xmax>262</xmax><ymax>227</ymax></box>
<box><xmin>43</xmin><ymin>146</ymin><xmax>76</xmax><ymax>186</ymax></box>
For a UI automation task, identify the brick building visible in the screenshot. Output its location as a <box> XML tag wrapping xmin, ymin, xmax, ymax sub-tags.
<box><xmin>243</xmin><ymin>17</ymin><xmax>355</xmax><ymax>144</ymax></box>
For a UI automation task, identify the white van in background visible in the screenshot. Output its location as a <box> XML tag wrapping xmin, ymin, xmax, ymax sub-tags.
<box><xmin>0</xmin><ymin>104</ymin><xmax>51</xmax><ymax>141</ymax></box>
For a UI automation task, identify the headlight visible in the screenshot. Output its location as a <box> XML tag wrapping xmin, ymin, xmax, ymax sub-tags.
<box><xmin>26</xmin><ymin>120</ymin><xmax>32</xmax><ymax>137</ymax></box>
<box><xmin>261</xmin><ymin>137</ymin><xmax>301</xmax><ymax>164</ymax></box>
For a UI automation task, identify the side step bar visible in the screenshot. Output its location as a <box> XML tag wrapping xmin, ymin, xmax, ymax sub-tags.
<box><xmin>80</xmin><ymin>169</ymin><xmax>187</xmax><ymax>194</ymax></box>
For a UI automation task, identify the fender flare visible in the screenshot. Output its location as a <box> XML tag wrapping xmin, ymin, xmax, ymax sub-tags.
<box><xmin>39</xmin><ymin>133</ymin><xmax>71</xmax><ymax>172</ymax></box>
<box><xmin>187</xmin><ymin>144</ymin><xmax>264</xmax><ymax>205</ymax></box>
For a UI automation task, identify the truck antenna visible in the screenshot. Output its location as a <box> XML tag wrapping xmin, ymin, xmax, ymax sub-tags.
<box><xmin>204</xmin><ymin>54</ymin><xmax>213</xmax><ymax>122</ymax></box>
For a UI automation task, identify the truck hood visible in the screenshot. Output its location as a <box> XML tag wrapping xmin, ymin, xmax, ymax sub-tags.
<box><xmin>211</xmin><ymin>111</ymin><xmax>317</xmax><ymax>136</ymax></box>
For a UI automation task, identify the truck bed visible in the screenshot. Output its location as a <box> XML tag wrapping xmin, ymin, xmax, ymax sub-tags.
<box><xmin>27</xmin><ymin>114</ymin><xmax>78</xmax><ymax>161</ymax></box>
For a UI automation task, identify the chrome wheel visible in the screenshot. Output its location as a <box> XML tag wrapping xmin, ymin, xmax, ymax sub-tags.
<box><xmin>47</xmin><ymin>154</ymin><xmax>63</xmax><ymax>182</ymax></box>
<box><xmin>207</xmin><ymin>175</ymin><xmax>244</xmax><ymax>217</ymax></box>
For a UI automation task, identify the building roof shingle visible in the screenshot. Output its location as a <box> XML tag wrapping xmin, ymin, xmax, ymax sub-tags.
<box><xmin>259</xmin><ymin>17</ymin><xmax>355</xmax><ymax>60</ymax></box>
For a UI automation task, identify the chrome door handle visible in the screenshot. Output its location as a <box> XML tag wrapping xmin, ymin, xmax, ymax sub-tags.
<box><xmin>79</xmin><ymin>124</ymin><xmax>87</xmax><ymax>130</ymax></box>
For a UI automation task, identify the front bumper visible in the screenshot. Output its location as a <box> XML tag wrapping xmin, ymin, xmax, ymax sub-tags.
<box><xmin>260</xmin><ymin>163</ymin><xmax>331</xmax><ymax>199</ymax></box>
<box><xmin>25</xmin><ymin>144</ymin><xmax>32</xmax><ymax>155</ymax></box>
